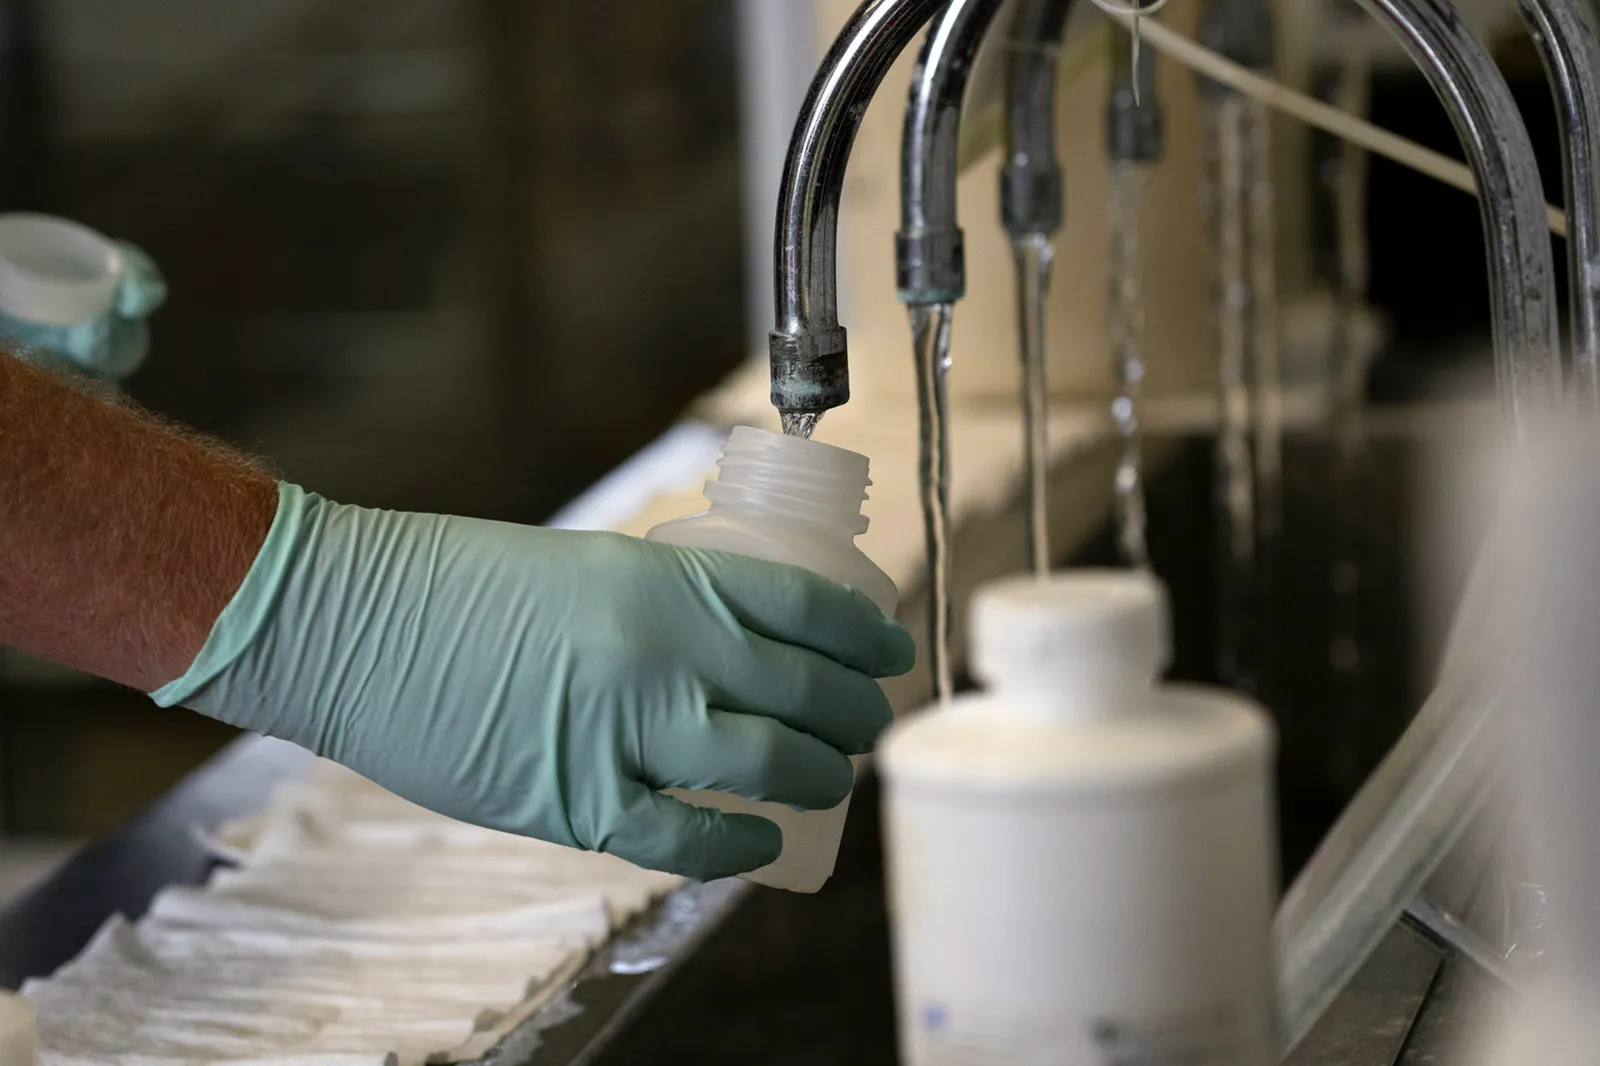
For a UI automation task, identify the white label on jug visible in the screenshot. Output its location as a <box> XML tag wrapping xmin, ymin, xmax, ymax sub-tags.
<box><xmin>908</xmin><ymin>1000</ymin><xmax>1247</xmax><ymax>1066</ymax></box>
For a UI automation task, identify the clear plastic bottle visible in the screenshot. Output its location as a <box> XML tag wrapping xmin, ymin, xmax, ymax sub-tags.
<box><xmin>647</xmin><ymin>426</ymin><xmax>899</xmax><ymax>893</ymax></box>
<box><xmin>880</xmin><ymin>571</ymin><xmax>1277</xmax><ymax>1065</ymax></box>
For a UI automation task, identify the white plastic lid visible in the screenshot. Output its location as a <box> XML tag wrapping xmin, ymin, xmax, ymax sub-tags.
<box><xmin>0</xmin><ymin>992</ymin><xmax>38</xmax><ymax>1066</ymax></box>
<box><xmin>0</xmin><ymin>214</ymin><xmax>122</xmax><ymax>326</ymax></box>
<box><xmin>971</xmin><ymin>570</ymin><xmax>1172</xmax><ymax>694</ymax></box>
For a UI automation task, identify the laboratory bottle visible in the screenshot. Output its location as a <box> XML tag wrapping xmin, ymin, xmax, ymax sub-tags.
<box><xmin>880</xmin><ymin>570</ymin><xmax>1277</xmax><ymax>1065</ymax></box>
<box><xmin>647</xmin><ymin>425</ymin><xmax>899</xmax><ymax>893</ymax></box>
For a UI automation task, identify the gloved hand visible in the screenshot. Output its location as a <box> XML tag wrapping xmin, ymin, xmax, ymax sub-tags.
<box><xmin>153</xmin><ymin>484</ymin><xmax>916</xmax><ymax>880</ymax></box>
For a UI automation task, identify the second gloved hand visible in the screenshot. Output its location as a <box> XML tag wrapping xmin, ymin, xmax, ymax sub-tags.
<box><xmin>152</xmin><ymin>484</ymin><xmax>916</xmax><ymax>880</ymax></box>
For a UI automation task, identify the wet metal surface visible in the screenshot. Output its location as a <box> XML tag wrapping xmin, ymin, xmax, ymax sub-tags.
<box><xmin>460</xmin><ymin>880</ymin><xmax>751</xmax><ymax>1066</ymax></box>
<box><xmin>1286</xmin><ymin>925</ymin><xmax>1442</xmax><ymax>1066</ymax></box>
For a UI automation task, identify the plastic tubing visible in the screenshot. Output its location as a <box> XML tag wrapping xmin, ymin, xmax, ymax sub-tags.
<box><xmin>1273</xmin><ymin>544</ymin><xmax>1507</xmax><ymax>1054</ymax></box>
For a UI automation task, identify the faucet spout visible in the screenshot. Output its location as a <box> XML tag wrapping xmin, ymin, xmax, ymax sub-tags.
<box><xmin>1001</xmin><ymin>0</ymin><xmax>1076</xmax><ymax>239</ymax></box>
<box><xmin>1107</xmin><ymin>21</ymin><xmax>1163</xmax><ymax>165</ymax></box>
<box><xmin>896</xmin><ymin>0</ymin><xmax>1008</xmax><ymax>306</ymax></box>
<box><xmin>771</xmin><ymin>0</ymin><xmax>947</xmax><ymax>416</ymax></box>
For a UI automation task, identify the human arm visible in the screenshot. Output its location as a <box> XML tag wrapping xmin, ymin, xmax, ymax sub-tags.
<box><xmin>0</xmin><ymin>350</ymin><xmax>276</xmax><ymax>689</ymax></box>
<box><xmin>0</xmin><ymin>349</ymin><xmax>915</xmax><ymax>880</ymax></box>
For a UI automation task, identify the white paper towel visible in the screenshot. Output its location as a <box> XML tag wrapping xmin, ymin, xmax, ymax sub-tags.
<box><xmin>24</xmin><ymin>759</ymin><xmax>684</xmax><ymax>1065</ymax></box>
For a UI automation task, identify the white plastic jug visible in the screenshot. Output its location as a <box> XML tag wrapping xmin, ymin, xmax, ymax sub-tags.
<box><xmin>647</xmin><ymin>426</ymin><xmax>899</xmax><ymax>893</ymax></box>
<box><xmin>880</xmin><ymin>570</ymin><xmax>1277</xmax><ymax>1065</ymax></box>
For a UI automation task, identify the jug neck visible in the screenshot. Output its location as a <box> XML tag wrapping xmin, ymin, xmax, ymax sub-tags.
<box><xmin>703</xmin><ymin>427</ymin><xmax>871</xmax><ymax>537</ymax></box>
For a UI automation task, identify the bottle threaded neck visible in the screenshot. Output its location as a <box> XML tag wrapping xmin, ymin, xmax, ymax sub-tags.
<box><xmin>703</xmin><ymin>426</ymin><xmax>871</xmax><ymax>535</ymax></box>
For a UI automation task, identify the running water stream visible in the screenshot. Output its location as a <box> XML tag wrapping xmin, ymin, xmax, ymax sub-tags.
<box><xmin>1246</xmin><ymin>100</ymin><xmax>1283</xmax><ymax>551</ymax></box>
<box><xmin>1206</xmin><ymin>91</ymin><xmax>1258</xmax><ymax>693</ymax></box>
<box><xmin>910</xmin><ymin>302</ymin><xmax>956</xmax><ymax>705</ymax></box>
<box><xmin>1108</xmin><ymin>163</ymin><xmax>1151</xmax><ymax>568</ymax></box>
<box><xmin>780</xmin><ymin>411</ymin><xmax>823</xmax><ymax>439</ymax></box>
<box><xmin>1246</xmin><ymin>97</ymin><xmax>1283</xmax><ymax>704</ymax></box>
<box><xmin>1328</xmin><ymin>29</ymin><xmax>1375</xmax><ymax>784</ymax></box>
<box><xmin>1012</xmin><ymin>233</ymin><xmax>1056</xmax><ymax>578</ymax></box>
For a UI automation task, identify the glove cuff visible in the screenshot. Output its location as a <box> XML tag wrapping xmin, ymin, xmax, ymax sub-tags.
<box><xmin>149</xmin><ymin>481</ymin><xmax>313</xmax><ymax>707</ymax></box>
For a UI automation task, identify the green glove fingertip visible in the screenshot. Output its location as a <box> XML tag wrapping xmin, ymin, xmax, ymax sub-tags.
<box><xmin>721</xmin><ymin>814</ymin><xmax>784</xmax><ymax>877</ymax></box>
<box><xmin>875</xmin><ymin>617</ymin><xmax>918</xmax><ymax>678</ymax></box>
<box><xmin>839</xmin><ymin>583</ymin><xmax>915</xmax><ymax>678</ymax></box>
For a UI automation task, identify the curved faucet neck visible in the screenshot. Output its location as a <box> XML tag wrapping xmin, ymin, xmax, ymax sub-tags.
<box><xmin>770</xmin><ymin>0</ymin><xmax>947</xmax><ymax>417</ymax></box>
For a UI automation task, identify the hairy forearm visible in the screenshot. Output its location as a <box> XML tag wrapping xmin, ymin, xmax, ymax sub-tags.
<box><xmin>0</xmin><ymin>351</ymin><xmax>277</xmax><ymax>690</ymax></box>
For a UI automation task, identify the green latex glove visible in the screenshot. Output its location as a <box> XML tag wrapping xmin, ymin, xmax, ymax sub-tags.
<box><xmin>153</xmin><ymin>484</ymin><xmax>916</xmax><ymax>880</ymax></box>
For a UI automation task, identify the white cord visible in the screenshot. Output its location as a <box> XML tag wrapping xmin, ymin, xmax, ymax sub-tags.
<box><xmin>1097</xmin><ymin>0</ymin><xmax>1174</xmax><ymax>103</ymax></box>
<box><xmin>1089</xmin><ymin>1</ymin><xmax>1569</xmax><ymax>238</ymax></box>
<box><xmin>1091</xmin><ymin>0</ymin><xmax>1173</xmax><ymax>16</ymax></box>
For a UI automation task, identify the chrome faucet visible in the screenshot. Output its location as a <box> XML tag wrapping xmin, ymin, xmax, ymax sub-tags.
<box><xmin>894</xmin><ymin>0</ymin><xmax>1081</xmax><ymax>311</ymax></box>
<box><xmin>775</xmin><ymin>0</ymin><xmax>1561</xmax><ymax>425</ymax></box>
<box><xmin>775</xmin><ymin>0</ymin><xmax>1562</xmax><ymax>420</ymax></box>
<box><xmin>896</xmin><ymin>0</ymin><xmax>1007</xmax><ymax>308</ymax></box>
<box><xmin>769</xmin><ymin>0</ymin><xmax>947</xmax><ymax>420</ymax></box>
<box><xmin>894</xmin><ymin>0</ymin><xmax>1008</xmax><ymax>705</ymax></box>
<box><xmin>894</xmin><ymin>0</ymin><xmax>1077</xmax><ymax>703</ymax></box>
<box><xmin>1347</xmin><ymin>0</ymin><xmax>1560</xmax><ymax>428</ymax></box>
<box><xmin>1514</xmin><ymin>0</ymin><xmax>1600</xmax><ymax>411</ymax></box>
<box><xmin>999</xmin><ymin>0</ymin><xmax>1076</xmax><ymax>242</ymax></box>
<box><xmin>770</xmin><ymin>0</ymin><xmax>1095</xmax><ymax>422</ymax></box>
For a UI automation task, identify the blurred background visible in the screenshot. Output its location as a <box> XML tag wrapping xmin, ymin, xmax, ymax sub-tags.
<box><xmin>0</xmin><ymin>0</ymin><xmax>1573</xmax><ymax>898</ymax></box>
